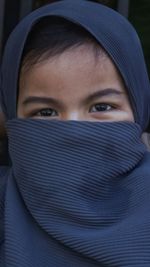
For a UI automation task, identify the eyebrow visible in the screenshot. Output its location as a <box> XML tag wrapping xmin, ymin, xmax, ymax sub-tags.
<box><xmin>22</xmin><ymin>96</ymin><xmax>62</xmax><ymax>107</ymax></box>
<box><xmin>22</xmin><ymin>88</ymin><xmax>124</xmax><ymax>106</ymax></box>
<box><xmin>83</xmin><ymin>88</ymin><xmax>124</xmax><ymax>104</ymax></box>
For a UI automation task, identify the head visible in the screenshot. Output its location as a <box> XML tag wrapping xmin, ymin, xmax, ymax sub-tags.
<box><xmin>17</xmin><ymin>17</ymin><xmax>134</xmax><ymax>123</ymax></box>
<box><xmin>1</xmin><ymin>0</ymin><xmax>150</xmax><ymax>131</ymax></box>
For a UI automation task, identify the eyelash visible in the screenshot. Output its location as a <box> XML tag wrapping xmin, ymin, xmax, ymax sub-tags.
<box><xmin>89</xmin><ymin>103</ymin><xmax>116</xmax><ymax>113</ymax></box>
<box><xmin>34</xmin><ymin>108</ymin><xmax>58</xmax><ymax>117</ymax></box>
<box><xmin>31</xmin><ymin>103</ymin><xmax>117</xmax><ymax>117</ymax></box>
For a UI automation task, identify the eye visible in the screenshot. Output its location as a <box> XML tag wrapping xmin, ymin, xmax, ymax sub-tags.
<box><xmin>34</xmin><ymin>108</ymin><xmax>58</xmax><ymax>117</ymax></box>
<box><xmin>89</xmin><ymin>103</ymin><xmax>115</xmax><ymax>113</ymax></box>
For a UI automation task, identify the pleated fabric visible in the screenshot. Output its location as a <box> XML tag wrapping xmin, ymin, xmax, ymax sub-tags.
<box><xmin>2</xmin><ymin>119</ymin><xmax>150</xmax><ymax>266</ymax></box>
<box><xmin>0</xmin><ymin>0</ymin><xmax>150</xmax><ymax>266</ymax></box>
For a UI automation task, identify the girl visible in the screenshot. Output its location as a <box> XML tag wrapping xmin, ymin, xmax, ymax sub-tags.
<box><xmin>0</xmin><ymin>0</ymin><xmax>150</xmax><ymax>266</ymax></box>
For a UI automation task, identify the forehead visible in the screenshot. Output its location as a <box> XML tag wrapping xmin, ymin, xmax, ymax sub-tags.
<box><xmin>19</xmin><ymin>45</ymin><xmax>126</xmax><ymax>99</ymax></box>
<box><xmin>21</xmin><ymin>43</ymin><xmax>106</xmax><ymax>73</ymax></box>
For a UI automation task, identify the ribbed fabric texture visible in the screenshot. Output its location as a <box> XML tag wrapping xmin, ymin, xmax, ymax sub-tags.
<box><xmin>1</xmin><ymin>119</ymin><xmax>149</xmax><ymax>266</ymax></box>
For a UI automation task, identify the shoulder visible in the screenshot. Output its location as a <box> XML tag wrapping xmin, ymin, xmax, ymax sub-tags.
<box><xmin>0</xmin><ymin>167</ymin><xmax>9</xmax><ymax>247</ymax></box>
<box><xmin>0</xmin><ymin>166</ymin><xmax>9</xmax><ymax>214</ymax></box>
<box><xmin>0</xmin><ymin>166</ymin><xmax>9</xmax><ymax>203</ymax></box>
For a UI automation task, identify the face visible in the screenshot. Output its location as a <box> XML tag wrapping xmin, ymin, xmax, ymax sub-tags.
<box><xmin>18</xmin><ymin>45</ymin><xmax>134</xmax><ymax>122</ymax></box>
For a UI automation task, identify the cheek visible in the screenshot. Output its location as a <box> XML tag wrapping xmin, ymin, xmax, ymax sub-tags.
<box><xmin>114</xmin><ymin>109</ymin><xmax>134</xmax><ymax>122</ymax></box>
<box><xmin>17</xmin><ymin>94</ymin><xmax>26</xmax><ymax>118</ymax></box>
<box><xmin>124</xmin><ymin>98</ymin><xmax>134</xmax><ymax>122</ymax></box>
<box><xmin>17</xmin><ymin>92</ymin><xmax>23</xmax><ymax>116</ymax></box>
<box><xmin>17</xmin><ymin>79</ymin><xmax>25</xmax><ymax>117</ymax></box>
<box><xmin>126</xmin><ymin>110</ymin><xmax>134</xmax><ymax>122</ymax></box>
<box><xmin>17</xmin><ymin>105</ymin><xmax>23</xmax><ymax>117</ymax></box>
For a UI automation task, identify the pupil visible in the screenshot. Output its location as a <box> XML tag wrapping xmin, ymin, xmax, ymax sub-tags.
<box><xmin>41</xmin><ymin>109</ymin><xmax>52</xmax><ymax>116</ymax></box>
<box><xmin>95</xmin><ymin>104</ymin><xmax>107</xmax><ymax>111</ymax></box>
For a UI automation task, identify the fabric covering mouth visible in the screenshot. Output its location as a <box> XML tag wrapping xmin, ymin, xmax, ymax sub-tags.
<box><xmin>3</xmin><ymin>119</ymin><xmax>150</xmax><ymax>266</ymax></box>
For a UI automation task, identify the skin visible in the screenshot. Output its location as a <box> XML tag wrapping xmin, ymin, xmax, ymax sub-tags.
<box><xmin>18</xmin><ymin>45</ymin><xmax>134</xmax><ymax>122</ymax></box>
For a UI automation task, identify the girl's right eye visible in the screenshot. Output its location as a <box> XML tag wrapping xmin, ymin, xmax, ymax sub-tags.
<box><xmin>34</xmin><ymin>108</ymin><xmax>58</xmax><ymax>117</ymax></box>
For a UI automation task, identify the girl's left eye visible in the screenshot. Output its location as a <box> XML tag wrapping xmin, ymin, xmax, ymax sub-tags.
<box><xmin>35</xmin><ymin>108</ymin><xmax>58</xmax><ymax>117</ymax></box>
<box><xmin>89</xmin><ymin>103</ymin><xmax>115</xmax><ymax>113</ymax></box>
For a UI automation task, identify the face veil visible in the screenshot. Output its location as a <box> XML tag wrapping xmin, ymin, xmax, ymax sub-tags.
<box><xmin>4</xmin><ymin>118</ymin><xmax>149</xmax><ymax>267</ymax></box>
<box><xmin>0</xmin><ymin>1</ymin><xmax>150</xmax><ymax>267</ymax></box>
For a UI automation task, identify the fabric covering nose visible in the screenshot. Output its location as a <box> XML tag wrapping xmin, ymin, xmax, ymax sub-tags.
<box><xmin>5</xmin><ymin>119</ymin><xmax>150</xmax><ymax>266</ymax></box>
<box><xmin>0</xmin><ymin>0</ymin><xmax>150</xmax><ymax>131</ymax></box>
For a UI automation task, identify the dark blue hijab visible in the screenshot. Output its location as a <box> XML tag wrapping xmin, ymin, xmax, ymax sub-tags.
<box><xmin>0</xmin><ymin>1</ymin><xmax>150</xmax><ymax>266</ymax></box>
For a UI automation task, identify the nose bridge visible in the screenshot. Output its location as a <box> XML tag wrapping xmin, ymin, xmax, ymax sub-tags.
<box><xmin>63</xmin><ymin>110</ymin><xmax>82</xmax><ymax>121</ymax></box>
